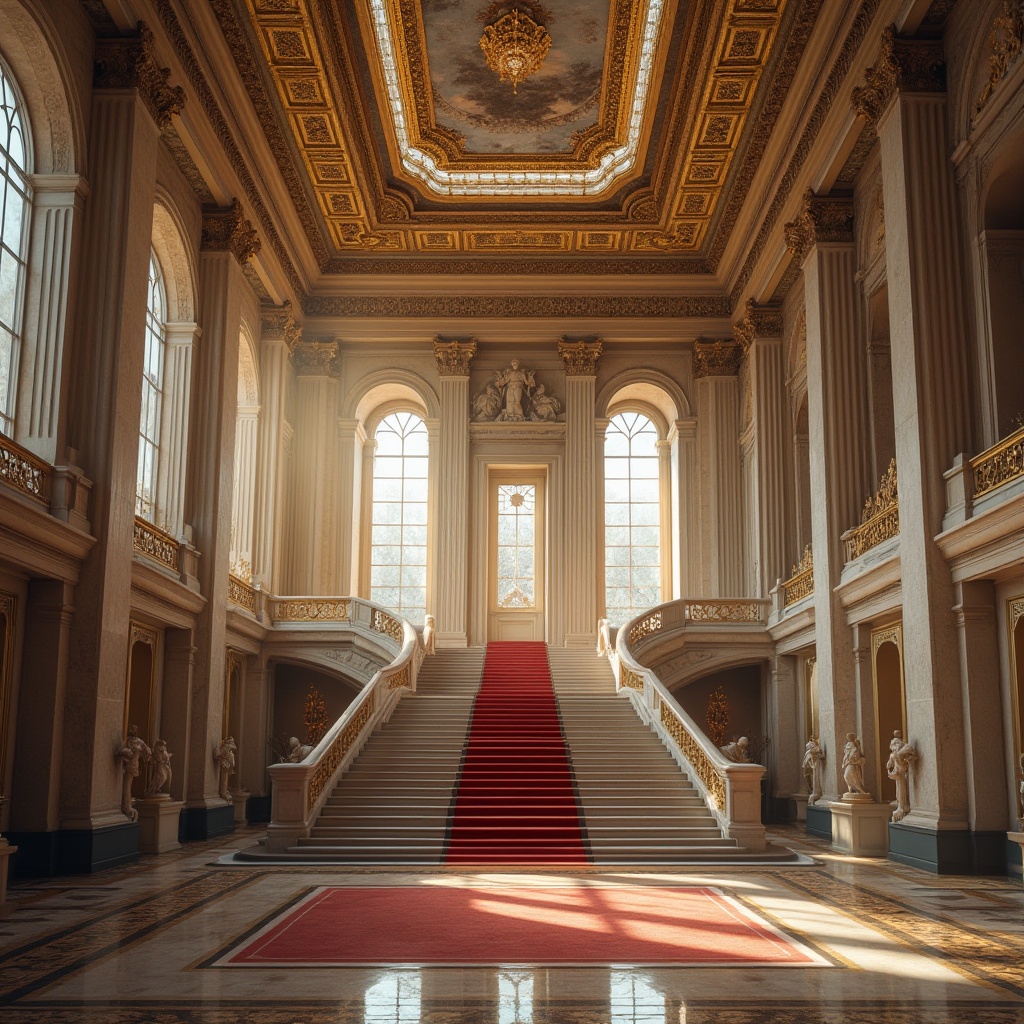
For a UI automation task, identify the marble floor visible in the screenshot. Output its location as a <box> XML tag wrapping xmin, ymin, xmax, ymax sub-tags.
<box><xmin>1</xmin><ymin>825</ymin><xmax>1023</xmax><ymax>1023</ymax></box>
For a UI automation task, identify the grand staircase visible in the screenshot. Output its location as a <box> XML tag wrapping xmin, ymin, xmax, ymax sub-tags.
<box><xmin>268</xmin><ymin>643</ymin><xmax>789</xmax><ymax>865</ymax></box>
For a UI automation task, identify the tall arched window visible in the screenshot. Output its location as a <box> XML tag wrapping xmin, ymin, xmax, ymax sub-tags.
<box><xmin>0</xmin><ymin>60</ymin><xmax>31</xmax><ymax>436</ymax></box>
<box><xmin>136</xmin><ymin>251</ymin><xmax>166</xmax><ymax>522</ymax></box>
<box><xmin>604</xmin><ymin>411</ymin><xmax>661</xmax><ymax>624</ymax></box>
<box><xmin>369</xmin><ymin>411</ymin><xmax>428</xmax><ymax>623</ymax></box>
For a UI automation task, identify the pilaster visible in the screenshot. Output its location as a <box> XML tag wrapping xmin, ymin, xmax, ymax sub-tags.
<box><xmin>671</xmin><ymin>417</ymin><xmax>698</xmax><ymax>595</ymax></box>
<box><xmin>337</xmin><ymin>417</ymin><xmax>366</xmax><ymax>595</ymax></box>
<box><xmin>433</xmin><ymin>338</ymin><xmax>476</xmax><ymax>646</ymax></box>
<box><xmin>231</xmin><ymin>408</ymin><xmax>259</xmax><ymax>570</ymax></box>
<box><xmin>559</xmin><ymin>338</ymin><xmax>602</xmax><ymax>646</ymax></box>
<box><xmin>157</xmin><ymin>322</ymin><xmax>199</xmax><ymax>537</ymax></box>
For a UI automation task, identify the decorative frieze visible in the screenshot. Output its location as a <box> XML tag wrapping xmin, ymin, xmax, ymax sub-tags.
<box><xmin>472</xmin><ymin>360</ymin><xmax>561</xmax><ymax>422</ymax></box>
<box><xmin>557</xmin><ymin>338</ymin><xmax>603</xmax><ymax>376</ymax></box>
<box><xmin>432</xmin><ymin>338</ymin><xmax>477</xmax><ymax>377</ymax></box>
<box><xmin>201</xmin><ymin>199</ymin><xmax>261</xmax><ymax>265</ymax></box>
<box><xmin>733</xmin><ymin>298</ymin><xmax>784</xmax><ymax>352</ymax></box>
<box><xmin>851</xmin><ymin>26</ymin><xmax>946</xmax><ymax>126</ymax></box>
<box><xmin>783</xmin><ymin>190</ymin><xmax>855</xmax><ymax>262</ymax></box>
<box><xmin>93</xmin><ymin>22</ymin><xmax>185</xmax><ymax>129</ymax></box>
<box><xmin>269</xmin><ymin>598</ymin><xmax>350</xmax><ymax>622</ymax></box>
<box><xmin>260</xmin><ymin>300</ymin><xmax>301</xmax><ymax>352</ymax></box>
<box><xmin>292</xmin><ymin>340</ymin><xmax>339</xmax><ymax>378</ymax></box>
<box><xmin>692</xmin><ymin>339</ymin><xmax>743</xmax><ymax>378</ymax></box>
<box><xmin>975</xmin><ymin>2</ymin><xmax>1024</xmax><ymax>119</ymax></box>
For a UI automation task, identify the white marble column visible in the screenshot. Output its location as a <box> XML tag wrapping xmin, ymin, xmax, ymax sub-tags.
<box><xmin>694</xmin><ymin>341</ymin><xmax>743</xmax><ymax>597</ymax></box>
<box><xmin>785</xmin><ymin>192</ymin><xmax>872</xmax><ymax>801</ymax></box>
<box><xmin>432</xmin><ymin>339</ymin><xmax>476</xmax><ymax>647</ymax></box>
<box><xmin>856</xmin><ymin>33</ymin><xmax>972</xmax><ymax>832</ymax></box>
<box><xmin>337</xmin><ymin>417</ymin><xmax>366</xmax><ymax>596</ymax></box>
<box><xmin>559</xmin><ymin>338</ymin><xmax>603</xmax><ymax>647</ymax></box>
<box><xmin>671</xmin><ymin>417</ymin><xmax>699</xmax><ymax>596</ymax></box>
<box><xmin>231</xmin><ymin>408</ymin><xmax>259</xmax><ymax>569</ymax></box>
<box><xmin>157</xmin><ymin>322</ymin><xmax>199</xmax><ymax>537</ymax></box>
<box><xmin>17</xmin><ymin>175</ymin><xmax>87</xmax><ymax>463</ymax></box>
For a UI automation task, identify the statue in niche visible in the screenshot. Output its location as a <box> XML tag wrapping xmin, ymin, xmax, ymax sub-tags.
<box><xmin>841</xmin><ymin>733</ymin><xmax>870</xmax><ymax>799</ymax></box>
<box><xmin>529</xmin><ymin>384</ymin><xmax>561</xmax><ymax>421</ymax></box>
<box><xmin>802</xmin><ymin>736</ymin><xmax>825</xmax><ymax>806</ymax></box>
<box><xmin>283</xmin><ymin>736</ymin><xmax>313</xmax><ymax>763</ymax></box>
<box><xmin>496</xmin><ymin>358</ymin><xmax>534</xmax><ymax>421</ymax></box>
<box><xmin>472</xmin><ymin>384</ymin><xmax>501</xmax><ymax>421</ymax></box>
<box><xmin>719</xmin><ymin>736</ymin><xmax>750</xmax><ymax>763</ymax></box>
<box><xmin>115</xmin><ymin>725</ymin><xmax>152</xmax><ymax>821</ymax></box>
<box><xmin>214</xmin><ymin>736</ymin><xmax>237</xmax><ymax>802</ymax></box>
<box><xmin>472</xmin><ymin>359</ymin><xmax>561</xmax><ymax>423</ymax></box>
<box><xmin>145</xmin><ymin>739</ymin><xmax>173</xmax><ymax>797</ymax></box>
<box><xmin>886</xmin><ymin>730</ymin><xmax>917</xmax><ymax>822</ymax></box>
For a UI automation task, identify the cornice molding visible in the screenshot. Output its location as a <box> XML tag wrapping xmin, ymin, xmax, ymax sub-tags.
<box><xmin>783</xmin><ymin>190</ymin><xmax>855</xmax><ymax>262</ymax></box>
<box><xmin>558</xmin><ymin>338</ymin><xmax>603</xmax><ymax>376</ymax></box>
<box><xmin>201</xmin><ymin>200</ymin><xmax>261</xmax><ymax>265</ymax></box>
<box><xmin>92</xmin><ymin>22</ymin><xmax>185</xmax><ymax>129</ymax></box>
<box><xmin>693</xmin><ymin>339</ymin><xmax>743</xmax><ymax>378</ymax></box>
<box><xmin>851</xmin><ymin>25</ymin><xmax>947</xmax><ymax>125</ymax></box>
<box><xmin>292</xmin><ymin>340</ymin><xmax>340</xmax><ymax>378</ymax></box>
<box><xmin>433</xmin><ymin>338</ymin><xmax>477</xmax><ymax>376</ymax></box>
<box><xmin>260</xmin><ymin>301</ymin><xmax>302</xmax><ymax>352</ymax></box>
<box><xmin>733</xmin><ymin>298</ymin><xmax>784</xmax><ymax>351</ymax></box>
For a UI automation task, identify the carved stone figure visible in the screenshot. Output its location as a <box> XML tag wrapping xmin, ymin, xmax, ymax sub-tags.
<box><xmin>422</xmin><ymin>614</ymin><xmax>436</xmax><ymax>655</ymax></box>
<box><xmin>719</xmin><ymin>736</ymin><xmax>750</xmax><ymax>763</ymax></box>
<box><xmin>495</xmin><ymin>358</ymin><xmax>534</xmax><ymax>420</ymax></box>
<box><xmin>841</xmin><ymin>733</ymin><xmax>870</xmax><ymax>798</ymax></box>
<box><xmin>145</xmin><ymin>738</ymin><xmax>173</xmax><ymax>797</ymax></box>
<box><xmin>802</xmin><ymin>736</ymin><xmax>825</xmax><ymax>806</ymax></box>
<box><xmin>596</xmin><ymin>618</ymin><xmax>611</xmax><ymax>657</ymax></box>
<box><xmin>284</xmin><ymin>736</ymin><xmax>313</xmax><ymax>763</ymax></box>
<box><xmin>472</xmin><ymin>359</ymin><xmax>561</xmax><ymax>424</ymax></box>
<box><xmin>528</xmin><ymin>384</ymin><xmax>561</xmax><ymax>421</ymax></box>
<box><xmin>214</xmin><ymin>736</ymin><xmax>237</xmax><ymax>802</ymax></box>
<box><xmin>472</xmin><ymin>384</ymin><xmax>501</xmax><ymax>420</ymax></box>
<box><xmin>886</xmin><ymin>730</ymin><xmax>917</xmax><ymax>822</ymax></box>
<box><xmin>115</xmin><ymin>725</ymin><xmax>152</xmax><ymax>822</ymax></box>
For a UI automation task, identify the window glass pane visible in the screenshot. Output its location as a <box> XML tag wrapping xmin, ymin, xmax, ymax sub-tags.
<box><xmin>136</xmin><ymin>252</ymin><xmax>166</xmax><ymax>520</ymax></box>
<box><xmin>496</xmin><ymin>483</ymin><xmax>536</xmax><ymax>609</ymax></box>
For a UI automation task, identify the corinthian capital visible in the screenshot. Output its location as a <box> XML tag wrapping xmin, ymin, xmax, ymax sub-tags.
<box><xmin>733</xmin><ymin>298</ymin><xmax>784</xmax><ymax>352</ymax></box>
<box><xmin>293</xmin><ymin>340</ymin><xmax>340</xmax><ymax>378</ymax></box>
<box><xmin>201</xmin><ymin>199</ymin><xmax>261</xmax><ymax>265</ymax></box>
<box><xmin>433</xmin><ymin>338</ymin><xmax>477</xmax><ymax>376</ymax></box>
<box><xmin>93</xmin><ymin>22</ymin><xmax>185</xmax><ymax>130</ymax></box>
<box><xmin>558</xmin><ymin>337</ymin><xmax>603</xmax><ymax>376</ymax></box>
<box><xmin>693</xmin><ymin>339</ymin><xmax>743</xmax><ymax>379</ymax></box>
<box><xmin>261</xmin><ymin>300</ymin><xmax>301</xmax><ymax>351</ymax></box>
<box><xmin>851</xmin><ymin>25</ymin><xmax>946</xmax><ymax>125</ymax></box>
<box><xmin>783</xmin><ymin>190</ymin><xmax>854</xmax><ymax>262</ymax></box>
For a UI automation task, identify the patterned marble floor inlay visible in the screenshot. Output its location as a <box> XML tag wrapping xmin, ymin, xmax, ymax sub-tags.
<box><xmin>0</xmin><ymin>825</ymin><xmax>1022</xmax><ymax>1023</ymax></box>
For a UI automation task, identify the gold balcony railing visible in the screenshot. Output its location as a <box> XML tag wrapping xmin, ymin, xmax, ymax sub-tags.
<box><xmin>781</xmin><ymin>545</ymin><xmax>813</xmax><ymax>605</ymax></box>
<box><xmin>227</xmin><ymin>573</ymin><xmax>257</xmax><ymax>614</ymax></box>
<box><xmin>268</xmin><ymin>597</ymin><xmax>350</xmax><ymax>623</ymax></box>
<box><xmin>0</xmin><ymin>433</ymin><xmax>51</xmax><ymax>505</ymax></box>
<box><xmin>843</xmin><ymin>459</ymin><xmax>899</xmax><ymax>562</ymax></box>
<box><xmin>133</xmin><ymin>516</ymin><xmax>178</xmax><ymax>570</ymax></box>
<box><xmin>659</xmin><ymin>702</ymin><xmax>726</xmax><ymax>810</ymax></box>
<box><xmin>971</xmin><ymin>424</ymin><xmax>1024</xmax><ymax>498</ymax></box>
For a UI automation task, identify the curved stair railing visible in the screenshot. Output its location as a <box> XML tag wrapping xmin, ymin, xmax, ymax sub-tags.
<box><xmin>264</xmin><ymin>597</ymin><xmax>423</xmax><ymax>853</ymax></box>
<box><xmin>602</xmin><ymin>599</ymin><xmax>770</xmax><ymax>851</ymax></box>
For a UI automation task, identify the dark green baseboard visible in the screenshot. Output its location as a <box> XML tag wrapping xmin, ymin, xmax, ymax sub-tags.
<box><xmin>805</xmin><ymin>803</ymin><xmax>832</xmax><ymax>840</ymax></box>
<box><xmin>1007</xmin><ymin>837</ymin><xmax>1022</xmax><ymax>882</ymax></box>
<box><xmin>888</xmin><ymin>823</ymin><xmax>1008</xmax><ymax>875</ymax></box>
<box><xmin>181</xmin><ymin>804</ymin><xmax>235</xmax><ymax>842</ymax></box>
<box><xmin>246</xmin><ymin>794</ymin><xmax>271</xmax><ymax>823</ymax></box>
<box><xmin>9</xmin><ymin>822</ymin><xmax>139</xmax><ymax>877</ymax></box>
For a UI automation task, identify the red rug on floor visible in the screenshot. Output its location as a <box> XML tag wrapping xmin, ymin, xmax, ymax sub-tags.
<box><xmin>445</xmin><ymin>641</ymin><xmax>588</xmax><ymax>864</ymax></box>
<box><xmin>217</xmin><ymin>885</ymin><xmax>827</xmax><ymax>967</ymax></box>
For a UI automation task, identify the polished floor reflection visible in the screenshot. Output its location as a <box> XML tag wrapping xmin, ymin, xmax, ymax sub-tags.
<box><xmin>1</xmin><ymin>825</ymin><xmax>1023</xmax><ymax>1023</ymax></box>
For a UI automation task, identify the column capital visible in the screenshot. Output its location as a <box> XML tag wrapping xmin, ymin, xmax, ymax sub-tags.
<box><xmin>433</xmin><ymin>337</ymin><xmax>477</xmax><ymax>376</ymax></box>
<box><xmin>93</xmin><ymin>22</ymin><xmax>185</xmax><ymax>130</ymax></box>
<box><xmin>260</xmin><ymin>300</ymin><xmax>301</xmax><ymax>352</ymax></box>
<box><xmin>201</xmin><ymin>199</ymin><xmax>261</xmax><ymax>266</ymax></box>
<box><xmin>851</xmin><ymin>26</ymin><xmax>946</xmax><ymax>126</ymax></box>
<box><xmin>558</xmin><ymin>337</ymin><xmax>603</xmax><ymax>376</ymax></box>
<box><xmin>292</xmin><ymin>340</ymin><xmax>340</xmax><ymax>378</ymax></box>
<box><xmin>733</xmin><ymin>298</ymin><xmax>784</xmax><ymax>352</ymax></box>
<box><xmin>692</xmin><ymin>338</ymin><xmax>743</xmax><ymax>379</ymax></box>
<box><xmin>784</xmin><ymin>190</ymin><xmax>855</xmax><ymax>263</ymax></box>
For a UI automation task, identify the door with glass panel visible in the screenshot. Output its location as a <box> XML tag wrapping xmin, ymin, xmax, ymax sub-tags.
<box><xmin>488</xmin><ymin>471</ymin><xmax>545</xmax><ymax>641</ymax></box>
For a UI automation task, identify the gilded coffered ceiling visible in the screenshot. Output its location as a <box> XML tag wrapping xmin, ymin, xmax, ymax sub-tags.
<box><xmin>205</xmin><ymin>0</ymin><xmax>808</xmax><ymax>268</ymax></box>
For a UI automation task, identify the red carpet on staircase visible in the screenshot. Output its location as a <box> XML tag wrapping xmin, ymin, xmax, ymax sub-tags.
<box><xmin>445</xmin><ymin>641</ymin><xmax>589</xmax><ymax>864</ymax></box>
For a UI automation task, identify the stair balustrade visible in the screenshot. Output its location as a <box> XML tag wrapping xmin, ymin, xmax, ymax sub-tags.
<box><xmin>264</xmin><ymin>597</ymin><xmax>423</xmax><ymax>852</ymax></box>
<box><xmin>603</xmin><ymin>599</ymin><xmax>769</xmax><ymax>851</ymax></box>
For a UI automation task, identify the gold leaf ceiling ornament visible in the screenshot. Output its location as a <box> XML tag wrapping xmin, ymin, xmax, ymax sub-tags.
<box><xmin>479</xmin><ymin>1</ymin><xmax>553</xmax><ymax>95</ymax></box>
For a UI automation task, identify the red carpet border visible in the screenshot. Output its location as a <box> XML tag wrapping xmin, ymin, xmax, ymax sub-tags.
<box><xmin>445</xmin><ymin>641</ymin><xmax>588</xmax><ymax>864</ymax></box>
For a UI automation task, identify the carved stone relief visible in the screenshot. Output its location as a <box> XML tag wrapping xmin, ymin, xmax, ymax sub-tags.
<box><xmin>472</xmin><ymin>360</ymin><xmax>562</xmax><ymax>423</ymax></box>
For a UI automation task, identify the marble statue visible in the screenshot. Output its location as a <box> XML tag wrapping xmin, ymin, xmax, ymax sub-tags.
<box><xmin>596</xmin><ymin>618</ymin><xmax>611</xmax><ymax>657</ymax></box>
<box><xmin>115</xmin><ymin>725</ymin><xmax>152</xmax><ymax>822</ymax></box>
<box><xmin>886</xmin><ymin>730</ymin><xmax>917</xmax><ymax>822</ymax></box>
<box><xmin>720</xmin><ymin>736</ymin><xmax>750</xmax><ymax>763</ymax></box>
<box><xmin>495</xmin><ymin>359</ymin><xmax>534</xmax><ymax>421</ymax></box>
<box><xmin>145</xmin><ymin>738</ymin><xmax>173</xmax><ymax>797</ymax></box>
<box><xmin>802</xmin><ymin>736</ymin><xmax>825</xmax><ymax>805</ymax></box>
<box><xmin>472</xmin><ymin>384</ymin><xmax>501</xmax><ymax>421</ymax></box>
<box><xmin>841</xmin><ymin>733</ymin><xmax>870</xmax><ymax>798</ymax></box>
<box><xmin>285</xmin><ymin>736</ymin><xmax>314</xmax><ymax>763</ymax></box>
<box><xmin>472</xmin><ymin>360</ymin><xmax>561</xmax><ymax>424</ymax></box>
<box><xmin>528</xmin><ymin>384</ymin><xmax>561</xmax><ymax>421</ymax></box>
<box><xmin>422</xmin><ymin>614</ymin><xmax>436</xmax><ymax>655</ymax></box>
<box><xmin>214</xmin><ymin>736</ymin><xmax>237</xmax><ymax>802</ymax></box>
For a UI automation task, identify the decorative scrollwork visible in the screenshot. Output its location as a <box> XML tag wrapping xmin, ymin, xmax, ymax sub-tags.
<box><xmin>628</xmin><ymin>610</ymin><xmax>662</xmax><ymax>646</ymax></box>
<box><xmin>133</xmin><ymin>516</ymin><xmax>178</xmax><ymax>569</ymax></box>
<box><xmin>975</xmin><ymin>1</ymin><xmax>1023</xmax><ymax>119</ymax></box>
<box><xmin>227</xmin><ymin>574</ymin><xmax>257</xmax><ymax>614</ymax></box>
<box><xmin>372</xmin><ymin>609</ymin><xmax>404</xmax><ymax>643</ymax></box>
<box><xmin>619</xmin><ymin>666</ymin><xmax>644</xmax><ymax>691</ymax></box>
<box><xmin>684</xmin><ymin>600</ymin><xmax>765</xmax><ymax>623</ymax></box>
<box><xmin>270</xmin><ymin>598</ymin><xmax>350</xmax><ymax>623</ymax></box>
<box><xmin>781</xmin><ymin>546</ymin><xmax>814</xmax><ymax>606</ymax></box>
<box><xmin>843</xmin><ymin>459</ymin><xmax>900</xmax><ymax>561</ymax></box>
<box><xmin>387</xmin><ymin>664</ymin><xmax>411</xmax><ymax>690</ymax></box>
<box><xmin>660</xmin><ymin>703</ymin><xmax>726</xmax><ymax>811</ymax></box>
<box><xmin>0</xmin><ymin>434</ymin><xmax>51</xmax><ymax>504</ymax></box>
<box><xmin>971</xmin><ymin>424</ymin><xmax>1024</xmax><ymax>499</ymax></box>
<box><xmin>306</xmin><ymin>699</ymin><xmax>373</xmax><ymax>814</ymax></box>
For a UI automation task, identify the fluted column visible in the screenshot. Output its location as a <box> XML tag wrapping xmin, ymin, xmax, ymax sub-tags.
<box><xmin>854</xmin><ymin>30</ymin><xmax>972</xmax><ymax>839</ymax></box>
<box><xmin>735</xmin><ymin>303</ymin><xmax>791</xmax><ymax>596</ymax></box>
<box><xmin>17</xmin><ymin>175</ymin><xmax>88</xmax><ymax>462</ymax></box>
<box><xmin>60</xmin><ymin>30</ymin><xmax>183</xmax><ymax>859</ymax></box>
<box><xmin>231</xmin><ymin>408</ymin><xmax>259</xmax><ymax>569</ymax></box>
<box><xmin>337</xmin><ymin>418</ymin><xmax>366</xmax><ymax>595</ymax></box>
<box><xmin>785</xmin><ymin>191</ymin><xmax>872</xmax><ymax>802</ymax></box>
<box><xmin>252</xmin><ymin>304</ymin><xmax>298</xmax><ymax>593</ymax></box>
<box><xmin>432</xmin><ymin>339</ymin><xmax>476</xmax><ymax>646</ymax></box>
<box><xmin>694</xmin><ymin>341</ymin><xmax>743</xmax><ymax>597</ymax></box>
<box><xmin>157</xmin><ymin>322</ymin><xmax>199</xmax><ymax>537</ymax></box>
<box><xmin>559</xmin><ymin>338</ymin><xmax>602</xmax><ymax>647</ymax></box>
<box><xmin>184</xmin><ymin>202</ymin><xmax>259</xmax><ymax>837</ymax></box>
<box><xmin>671</xmin><ymin>417</ymin><xmax>698</xmax><ymax>596</ymax></box>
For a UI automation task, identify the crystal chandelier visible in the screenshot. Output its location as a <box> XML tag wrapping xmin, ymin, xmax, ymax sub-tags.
<box><xmin>479</xmin><ymin>4</ymin><xmax>552</xmax><ymax>94</ymax></box>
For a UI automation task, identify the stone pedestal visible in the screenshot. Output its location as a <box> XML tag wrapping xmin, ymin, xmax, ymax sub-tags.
<box><xmin>830</xmin><ymin>797</ymin><xmax>892</xmax><ymax>856</ymax></box>
<box><xmin>793</xmin><ymin>794</ymin><xmax>808</xmax><ymax>822</ymax></box>
<box><xmin>231</xmin><ymin>789</ymin><xmax>250</xmax><ymax>826</ymax></box>
<box><xmin>0</xmin><ymin>838</ymin><xmax>17</xmax><ymax>907</ymax></box>
<box><xmin>136</xmin><ymin>796</ymin><xmax>182</xmax><ymax>855</ymax></box>
<box><xmin>1008</xmin><ymin>832</ymin><xmax>1024</xmax><ymax>886</ymax></box>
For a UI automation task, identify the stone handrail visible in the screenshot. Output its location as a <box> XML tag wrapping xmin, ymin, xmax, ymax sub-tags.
<box><xmin>606</xmin><ymin>600</ymin><xmax>767</xmax><ymax>851</ymax></box>
<box><xmin>264</xmin><ymin>598</ymin><xmax>422</xmax><ymax>852</ymax></box>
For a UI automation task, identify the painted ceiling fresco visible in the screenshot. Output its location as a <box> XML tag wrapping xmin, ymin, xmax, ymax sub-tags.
<box><xmin>421</xmin><ymin>0</ymin><xmax>610</xmax><ymax>154</ymax></box>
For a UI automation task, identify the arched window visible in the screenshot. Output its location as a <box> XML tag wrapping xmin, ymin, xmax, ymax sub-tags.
<box><xmin>0</xmin><ymin>60</ymin><xmax>31</xmax><ymax>436</ymax></box>
<box><xmin>136</xmin><ymin>251</ymin><xmax>166</xmax><ymax>522</ymax></box>
<box><xmin>369</xmin><ymin>411</ymin><xmax>428</xmax><ymax>623</ymax></box>
<box><xmin>604</xmin><ymin>411</ymin><xmax>661</xmax><ymax>625</ymax></box>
